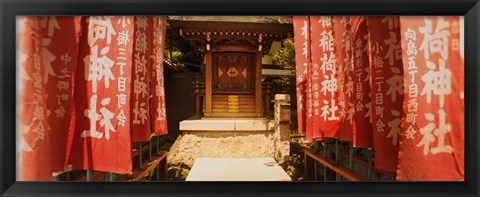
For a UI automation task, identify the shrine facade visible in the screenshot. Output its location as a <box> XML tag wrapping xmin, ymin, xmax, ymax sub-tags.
<box><xmin>169</xmin><ymin>19</ymin><xmax>292</xmax><ymax>118</ymax></box>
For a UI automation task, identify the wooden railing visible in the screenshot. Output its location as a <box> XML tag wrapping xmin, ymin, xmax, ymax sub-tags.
<box><xmin>304</xmin><ymin>146</ymin><xmax>395</xmax><ymax>181</ymax></box>
<box><xmin>57</xmin><ymin>137</ymin><xmax>169</xmax><ymax>182</ymax></box>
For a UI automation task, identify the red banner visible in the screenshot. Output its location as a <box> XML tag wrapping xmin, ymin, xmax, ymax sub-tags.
<box><xmin>397</xmin><ymin>16</ymin><xmax>464</xmax><ymax>181</ymax></box>
<box><xmin>309</xmin><ymin>16</ymin><xmax>340</xmax><ymax>140</ymax></box>
<box><xmin>350</xmin><ymin>16</ymin><xmax>373</xmax><ymax>148</ymax></box>
<box><xmin>18</xmin><ymin>16</ymin><xmax>80</xmax><ymax>181</ymax></box>
<box><xmin>66</xmin><ymin>16</ymin><xmax>134</xmax><ymax>174</ymax></box>
<box><xmin>367</xmin><ymin>16</ymin><xmax>404</xmax><ymax>172</ymax></box>
<box><xmin>333</xmin><ymin>16</ymin><xmax>354</xmax><ymax>142</ymax></box>
<box><xmin>293</xmin><ymin>16</ymin><xmax>311</xmax><ymax>140</ymax></box>
<box><xmin>150</xmin><ymin>16</ymin><xmax>168</xmax><ymax>136</ymax></box>
<box><xmin>131</xmin><ymin>16</ymin><xmax>153</xmax><ymax>142</ymax></box>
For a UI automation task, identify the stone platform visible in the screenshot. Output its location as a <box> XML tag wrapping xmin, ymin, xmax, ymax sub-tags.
<box><xmin>179</xmin><ymin>117</ymin><xmax>275</xmax><ymax>131</ymax></box>
<box><xmin>169</xmin><ymin>117</ymin><xmax>276</xmax><ymax>167</ymax></box>
<box><xmin>186</xmin><ymin>158</ymin><xmax>291</xmax><ymax>181</ymax></box>
<box><xmin>168</xmin><ymin>95</ymin><xmax>291</xmax><ymax>169</ymax></box>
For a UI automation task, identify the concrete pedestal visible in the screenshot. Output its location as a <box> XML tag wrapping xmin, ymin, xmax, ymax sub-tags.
<box><xmin>169</xmin><ymin>118</ymin><xmax>276</xmax><ymax>167</ymax></box>
<box><xmin>186</xmin><ymin>158</ymin><xmax>291</xmax><ymax>181</ymax></box>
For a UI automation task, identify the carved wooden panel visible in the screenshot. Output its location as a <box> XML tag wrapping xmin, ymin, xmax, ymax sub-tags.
<box><xmin>212</xmin><ymin>53</ymin><xmax>255</xmax><ymax>93</ymax></box>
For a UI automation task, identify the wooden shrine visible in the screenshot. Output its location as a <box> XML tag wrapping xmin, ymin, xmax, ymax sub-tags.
<box><xmin>169</xmin><ymin>19</ymin><xmax>293</xmax><ymax>118</ymax></box>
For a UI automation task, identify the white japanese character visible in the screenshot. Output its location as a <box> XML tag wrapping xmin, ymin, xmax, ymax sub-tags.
<box><xmin>42</xmin><ymin>45</ymin><xmax>57</xmax><ymax>84</ymax></box>
<box><xmin>319</xmin><ymin>30</ymin><xmax>334</xmax><ymax>52</ymax></box>
<box><xmin>386</xmin><ymin>67</ymin><xmax>403</xmax><ymax>102</ymax></box>
<box><xmin>61</xmin><ymin>53</ymin><xmax>72</xmax><ymax>66</ymax></box>
<box><xmin>135</xmin><ymin>53</ymin><xmax>148</xmax><ymax>76</ymax></box>
<box><xmin>89</xmin><ymin>16</ymin><xmax>117</xmax><ymax>46</ymax></box>
<box><xmin>117</xmin><ymin>30</ymin><xmax>130</xmax><ymax>46</ymax></box>
<box><xmin>40</xmin><ymin>16</ymin><xmax>60</xmax><ymax>37</ymax></box>
<box><xmin>318</xmin><ymin>16</ymin><xmax>332</xmax><ymax>28</ymax></box>
<box><xmin>384</xmin><ymin>31</ymin><xmax>402</xmax><ymax>66</ymax></box>
<box><xmin>118</xmin><ymin>77</ymin><xmax>127</xmax><ymax>92</ymax></box>
<box><xmin>375</xmin><ymin>105</ymin><xmax>384</xmax><ymax>119</ymax></box>
<box><xmin>376</xmin><ymin>118</ymin><xmax>385</xmax><ymax>132</ymax></box>
<box><xmin>99</xmin><ymin>98</ymin><xmax>115</xmax><ymax>140</ymax></box>
<box><xmin>134</xmin><ymin>75</ymin><xmax>148</xmax><ymax>99</ymax></box>
<box><xmin>136</xmin><ymin>16</ymin><xmax>148</xmax><ymax>30</ymax></box>
<box><xmin>356</xmin><ymin>101</ymin><xmax>364</xmax><ymax>112</ymax></box>
<box><xmin>419</xmin><ymin>17</ymin><xmax>450</xmax><ymax>60</ymax></box>
<box><xmin>117</xmin><ymin>16</ymin><xmax>131</xmax><ymax>28</ymax></box>
<box><xmin>387</xmin><ymin>110</ymin><xmax>401</xmax><ymax>146</ymax></box>
<box><xmin>381</xmin><ymin>16</ymin><xmax>399</xmax><ymax>30</ymax></box>
<box><xmin>116</xmin><ymin>93</ymin><xmax>126</xmax><ymax>108</ymax></box>
<box><xmin>405</xmin><ymin>124</ymin><xmax>417</xmax><ymax>140</ymax></box>
<box><xmin>420</xmin><ymin>59</ymin><xmax>451</xmax><ymax>107</ymax></box>
<box><xmin>320</xmin><ymin>73</ymin><xmax>337</xmax><ymax>97</ymax></box>
<box><xmin>320</xmin><ymin>51</ymin><xmax>336</xmax><ymax>74</ymax></box>
<box><xmin>133</xmin><ymin>101</ymin><xmax>148</xmax><ymax>124</ymax></box>
<box><xmin>54</xmin><ymin>106</ymin><xmax>67</xmax><ymax>118</ymax></box>
<box><xmin>81</xmin><ymin>95</ymin><xmax>103</xmax><ymax>139</ymax></box>
<box><xmin>404</xmin><ymin>28</ymin><xmax>417</xmax><ymax>41</ymax></box>
<box><xmin>116</xmin><ymin>109</ymin><xmax>126</xmax><ymax>126</ymax></box>
<box><xmin>135</xmin><ymin>31</ymin><xmax>148</xmax><ymax>53</ymax></box>
<box><xmin>84</xmin><ymin>45</ymin><xmax>115</xmax><ymax>93</ymax></box>
<box><xmin>57</xmin><ymin>81</ymin><xmax>69</xmax><ymax>92</ymax></box>
<box><xmin>417</xmin><ymin>109</ymin><xmax>453</xmax><ymax>155</ymax></box>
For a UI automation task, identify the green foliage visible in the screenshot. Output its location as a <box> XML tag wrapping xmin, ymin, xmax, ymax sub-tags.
<box><xmin>270</xmin><ymin>38</ymin><xmax>296</xmax><ymax>86</ymax></box>
<box><xmin>164</xmin><ymin>49</ymin><xmax>188</xmax><ymax>72</ymax></box>
<box><xmin>270</xmin><ymin>38</ymin><xmax>296</xmax><ymax>70</ymax></box>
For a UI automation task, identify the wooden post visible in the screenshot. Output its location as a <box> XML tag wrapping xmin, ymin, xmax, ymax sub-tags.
<box><xmin>323</xmin><ymin>141</ymin><xmax>327</xmax><ymax>181</ymax></box>
<box><xmin>194</xmin><ymin>81</ymin><xmax>200</xmax><ymax>116</ymax></box>
<box><xmin>304</xmin><ymin>150</ymin><xmax>314</xmax><ymax>181</ymax></box>
<box><xmin>265</xmin><ymin>84</ymin><xmax>271</xmax><ymax>117</ymax></box>
<box><xmin>255</xmin><ymin>48</ymin><xmax>263</xmax><ymax>117</ymax></box>
<box><xmin>86</xmin><ymin>170</ymin><xmax>91</xmax><ymax>182</ymax></box>
<box><xmin>205</xmin><ymin>50</ymin><xmax>212</xmax><ymax>117</ymax></box>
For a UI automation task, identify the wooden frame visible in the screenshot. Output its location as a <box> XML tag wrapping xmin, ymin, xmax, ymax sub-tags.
<box><xmin>1</xmin><ymin>0</ymin><xmax>478</xmax><ymax>196</ymax></box>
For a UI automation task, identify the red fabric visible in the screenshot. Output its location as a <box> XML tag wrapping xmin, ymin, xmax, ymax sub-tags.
<box><xmin>293</xmin><ymin>16</ymin><xmax>311</xmax><ymax>140</ymax></box>
<box><xmin>333</xmin><ymin>16</ymin><xmax>354</xmax><ymax>142</ymax></box>
<box><xmin>131</xmin><ymin>16</ymin><xmax>154</xmax><ymax>142</ymax></box>
<box><xmin>150</xmin><ymin>16</ymin><xmax>168</xmax><ymax>136</ymax></box>
<box><xmin>66</xmin><ymin>16</ymin><xmax>134</xmax><ymax>174</ymax></box>
<box><xmin>350</xmin><ymin>16</ymin><xmax>373</xmax><ymax>148</ymax></box>
<box><xmin>18</xmin><ymin>16</ymin><xmax>80</xmax><ymax>181</ymax></box>
<box><xmin>397</xmin><ymin>16</ymin><xmax>464</xmax><ymax>181</ymax></box>
<box><xmin>309</xmin><ymin>16</ymin><xmax>340</xmax><ymax>140</ymax></box>
<box><xmin>367</xmin><ymin>16</ymin><xmax>404</xmax><ymax>172</ymax></box>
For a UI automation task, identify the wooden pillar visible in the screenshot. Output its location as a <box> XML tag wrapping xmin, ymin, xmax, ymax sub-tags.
<box><xmin>205</xmin><ymin>44</ymin><xmax>212</xmax><ymax>117</ymax></box>
<box><xmin>255</xmin><ymin>50</ymin><xmax>263</xmax><ymax>117</ymax></box>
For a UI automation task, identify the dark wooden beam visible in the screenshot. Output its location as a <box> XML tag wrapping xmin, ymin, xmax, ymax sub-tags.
<box><xmin>169</xmin><ymin>20</ymin><xmax>293</xmax><ymax>33</ymax></box>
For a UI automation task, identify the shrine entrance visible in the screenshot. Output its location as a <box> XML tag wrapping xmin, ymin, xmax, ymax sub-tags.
<box><xmin>169</xmin><ymin>18</ymin><xmax>293</xmax><ymax>175</ymax></box>
<box><xmin>169</xmin><ymin>19</ymin><xmax>292</xmax><ymax>118</ymax></box>
<box><xmin>210</xmin><ymin>52</ymin><xmax>257</xmax><ymax>117</ymax></box>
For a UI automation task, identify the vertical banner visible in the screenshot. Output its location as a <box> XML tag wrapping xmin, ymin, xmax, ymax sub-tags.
<box><xmin>397</xmin><ymin>16</ymin><xmax>464</xmax><ymax>181</ymax></box>
<box><xmin>309</xmin><ymin>16</ymin><xmax>340</xmax><ymax>140</ymax></box>
<box><xmin>293</xmin><ymin>16</ymin><xmax>311</xmax><ymax>140</ymax></box>
<box><xmin>131</xmin><ymin>16</ymin><xmax>153</xmax><ymax>142</ymax></box>
<box><xmin>150</xmin><ymin>16</ymin><xmax>168</xmax><ymax>136</ymax></box>
<box><xmin>66</xmin><ymin>16</ymin><xmax>134</xmax><ymax>174</ymax></box>
<box><xmin>18</xmin><ymin>16</ymin><xmax>80</xmax><ymax>181</ymax></box>
<box><xmin>350</xmin><ymin>16</ymin><xmax>373</xmax><ymax>148</ymax></box>
<box><xmin>367</xmin><ymin>16</ymin><xmax>404</xmax><ymax>173</ymax></box>
<box><xmin>333</xmin><ymin>16</ymin><xmax>354</xmax><ymax>142</ymax></box>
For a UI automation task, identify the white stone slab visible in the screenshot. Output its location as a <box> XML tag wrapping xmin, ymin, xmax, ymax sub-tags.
<box><xmin>179</xmin><ymin>118</ymin><xmax>275</xmax><ymax>131</ymax></box>
<box><xmin>186</xmin><ymin>158</ymin><xmax>291</xmax><ymax>181</ymax></box>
